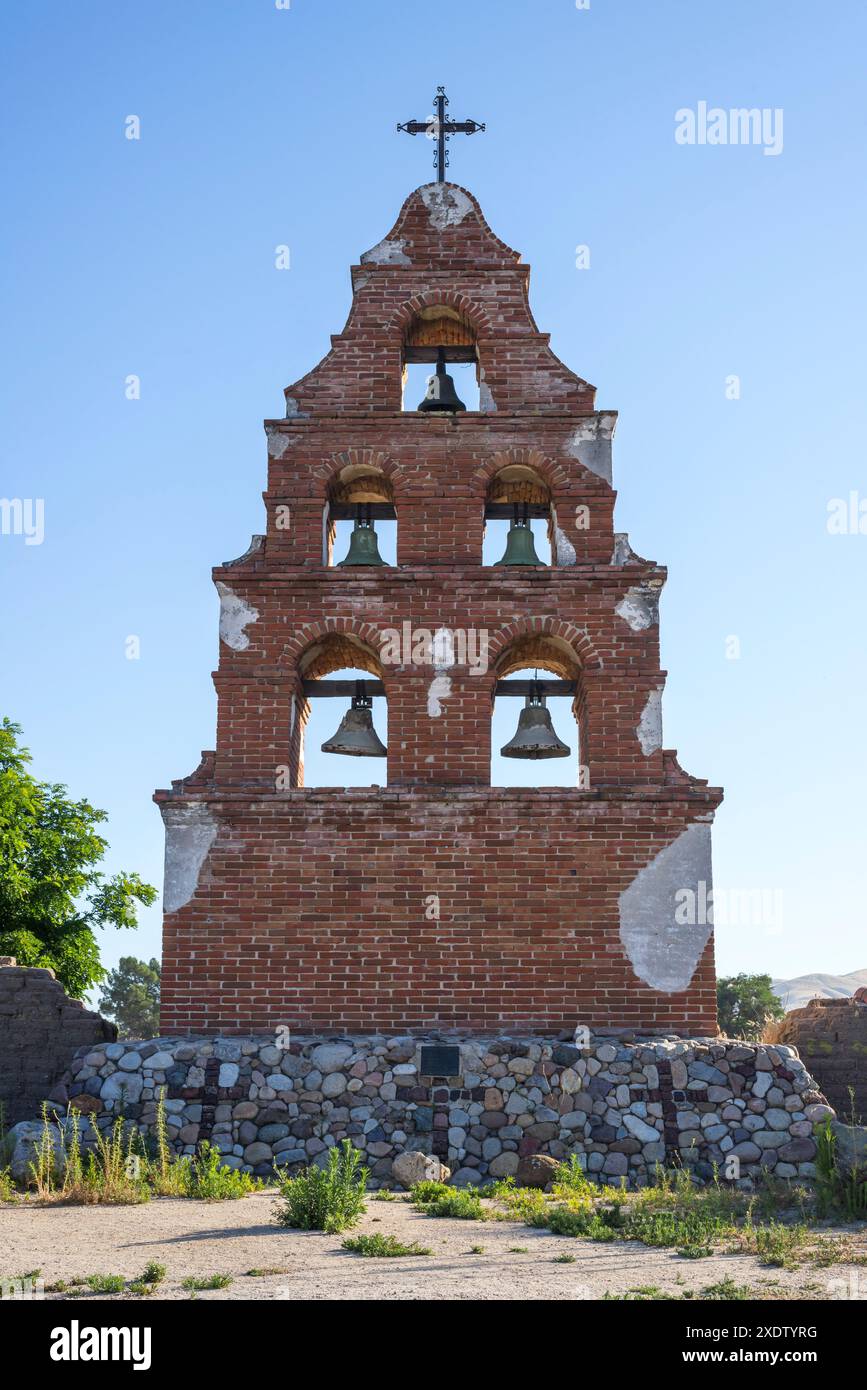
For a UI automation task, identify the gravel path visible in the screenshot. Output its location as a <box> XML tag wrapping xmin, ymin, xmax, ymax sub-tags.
<box><xmin>2</xmin><ymin>1193</ymin><xmax>863</xmax><ymax>1301</ymax></box>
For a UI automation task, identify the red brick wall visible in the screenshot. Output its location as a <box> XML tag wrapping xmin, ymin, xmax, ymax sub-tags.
<box><xmin>158</xmin><ymin>789</ymin><xmax>719</xmax><ymax>1035</ymax></box>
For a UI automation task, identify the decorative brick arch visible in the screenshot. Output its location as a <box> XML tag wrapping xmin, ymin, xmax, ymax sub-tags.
<box><xmin>308</xmin><ymin>448</ymin><xmax>409</xmax><ymax>503</ymax></box>
<box><xmin>280</xmin><ymin>618</ymin><xmax>394</xmax><ymax>687</ymax></box>
<box><xmin>390</xmin><ymin>290</ymin><xmax>493</xmax><ymax>343</ymax></box>
<box><xmin>486</xmin><ymin>617</ymin><xmax>603</xmax><ymax>680</ymax></box>
<box><xmin>474</xmin><ymin>447</ymin><xmax>570</xmax><ymax>500</ymax></box>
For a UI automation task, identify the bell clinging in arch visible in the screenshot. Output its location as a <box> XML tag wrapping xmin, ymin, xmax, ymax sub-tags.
<box><xmin>417</xmin><ymin>347</ymin><xmax>467</xmax><ymax>413</ymax></box>
<box><xmin>321</xmin><ymin>681</ymin><xmax>387</xmax><ymax>758</ymax></box>
<box><xmin>500</xmin><ymin>680</ymin><xmax>570</xmax><ymax>760</ymax></box>
<box><xmin>337</xmin><ymin>504</ymin><xmax>388</xmax><ymax>567</ymax></box>
<box><xmin>494</xmin><ymin>503</ymin><xmax>544</xmax><ymax>566</ymax></box>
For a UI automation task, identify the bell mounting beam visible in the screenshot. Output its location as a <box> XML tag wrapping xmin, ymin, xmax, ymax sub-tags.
<box><xmin>304</xmin><ymin>679</ymin><xmax>575</xmax><ymax>699</ymax></box>
<box><xmin>397</xmin><ymin>86</ymin><xmax>485</xmax><ymax>183</ymax></box>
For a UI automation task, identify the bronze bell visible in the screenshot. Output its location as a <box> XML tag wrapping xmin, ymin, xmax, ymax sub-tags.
<box><xmin>495</xmin><ymin>504</ymin><xmax>543</xmax><ymax>566</ymax></box>
<box><xmin>321</xmin><ymin>682</ymin><xmax>387</xmax><ymax>758</ymax></box>
<box><xmin>501</xmin><ymin>684</ymin><xmax>570</xmax><ymax>760</ymax></box>
<box><xmin>417</xmin><ymin>347</ymin><xmax>467</xmax><ymax>412</ymax></box>
<box><xmin>337</xmin><ymin>505</ymin><xmax>387</xmax><ymax>567</ymax></box>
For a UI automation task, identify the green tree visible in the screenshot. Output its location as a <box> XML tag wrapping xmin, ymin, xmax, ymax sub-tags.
<box><xmin>0</xmin><ymin>719</ymin><xmax>157</xmax><ymax>997</ymax></box>
<box><xmin>98</xmin><ymin>956</ymin><xmax>161</xmax><ymax>1037</ymax></box>
<box><xmin>717</xmin><ymin>973</ymin><xmax>786</xmax><ymax>1041</ymax></box>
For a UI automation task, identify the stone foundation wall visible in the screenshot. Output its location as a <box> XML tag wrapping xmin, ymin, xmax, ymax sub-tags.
<box><xmin>0</xmin><ymin>961</ymin><xmax>117</xmax><ymax>1126</ymax></box>
<box><xmin>36</xmin><ymin>1032</ymin><xmax>832</xmax><ymax>1189</ymax></box>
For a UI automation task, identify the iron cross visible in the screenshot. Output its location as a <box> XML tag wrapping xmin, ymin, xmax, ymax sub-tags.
<box><xmin>397</xmin><ymin>86</ymin><xmax>486</xmax><ymax>183</ymax></box>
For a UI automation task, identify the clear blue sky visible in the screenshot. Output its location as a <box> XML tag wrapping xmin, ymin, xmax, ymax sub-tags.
<box><xmin>2</xmin><ymin>1</ymin><xmax>865</xmax><ymax>994</ymax></box>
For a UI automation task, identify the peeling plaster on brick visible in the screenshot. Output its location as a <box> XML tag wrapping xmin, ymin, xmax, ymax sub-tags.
<box><xmin>565</xmin><ymin>412</ymin><xmax>617</xmax><ymax>484</ymax></box>
<box><xmin>612</xmin><ymin>533</ymin><xmax>640</xmax><ymax>566</ymax></box>
<box><xmin>361</xmin><ymin>237</ymin><xmax>411</xmax><ymax>266</ymax></box>
<box><xmin>427</xmin><ymin>627</ymin><xmax>456</xmax><ymax>717</ymax></box>
<box><xmin>420</xmin><ymin>183</ymin><xmax>473</xmax><ymax>230</ymax></box>
<box><xmin>161</xmin><ymin>805</ymin><xmax>219</xmax><ymax>914</ymax></box>
<box><xmin>223</xmin><ymin>535</ymin><xmax>265</xmax><ymax>568</ymax></box>
<box><xmin>283</xmin><ymin>398</ymin><xmax>308</xmax><ymax>419</ymax></box>
<box><xmin>615</xmin><ymin>586</ymin><xmax>660</xmax><ymax>632</ymax></box>
<box><xmin>554</xmin><ymin>526</ymin><xmax>577</xmax><ymax>567</ymax></box>
<box><xmin>479</xmin><ymin>370</ymin><xmax>497</xmax><ymax>413</ymax></box>
<box><xmin>216</xmin><ymin>582</ymin><xmax>260</xmax><ymax>651</ymax></box>
<box><xmin>619</xmin><ymin>823</ymin><xmax>714</xmax><ymax>993</ymax></box>
<box><xmin>637</xmin><ymin>687</ymin><xmax>664</xmax><ymax>755</ymax></box>
<box><xmin>266</xmin><ymin>427</ymin><xmax>297</xmax><ymax>460</ymax></box>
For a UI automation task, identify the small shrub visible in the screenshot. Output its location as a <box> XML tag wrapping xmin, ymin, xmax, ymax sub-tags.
<box><xmin>181</xmin><ymin>1274</ymin><xmax>233</xmax><ymax>1291</ymax></box>
<box><xmin>468</xmin><ymin>1244</ymin><xmax>485</xmax><ymax>1254</ymax></box>
<box><xmin>183</xmin><ymin>1142</ymin><xmax>261</xmax><ymax>1200</ymax></box>
<box><xmin>697</xmin><ymin>1276</ymin><xmax>752</xmax><ymax>1301</ymax></box>
<box><xmin>275</xmin><ymin>1140</ymin><xmax>368</xmax><ymax>1234</ymax></box>
<box><xmin>553</xmin><ymin>1154</ymin><xmax>593</xmax><ymax>1196</ymax></box>
<box><xmin>85</xmin><ymin>1274</ymin><xmax>125</xmax><ymax>1293</ymax></box>
<box><xmin>139</xmin><ymin>1261</ymin><xmax>166</xmax><ymax>1286</ymax></box>
<box><xmin>815</xmin><ymin>1117</ymin><xmax>867</xmax><ymax>1220</ymax></box>
<box><xmin>553</xmin><ymin>1253</ymin><xmax>577</xmax><ymax>1263</ymax></box>
<box><xmin>415</xmin><ymin>1188</ymin><xmax>485</xmax><ymax>1221</ymax></box>
<box><xmin>342</xmin><ymin>1234</ymin><xmax>432</xmax><ymax>1257</ymax></box>
<box><xmin>546</xmin><ymin>1205</ymin><xmax>614</xmax><ymax>1240</ymax></box>
<box><xmin>410</xmin><ymin>1179</ymin><xmax>452</xmax><ymax>1204</ymax></box>
<box><xmin>127</xmin><ymin>1281</ymin><xmax>154</xmax><ymax>1297</ymax></box>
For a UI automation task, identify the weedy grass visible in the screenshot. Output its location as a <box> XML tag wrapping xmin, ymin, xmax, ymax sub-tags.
<box><xmin>413</xmin><ymin>1187</ymin><xmax>486</xmax><ymax>1221</ymax></box>
<box><xmin>341</xmin><ymin>1233</ymin><xmax>432</xmax><ymax>1257</ymax></box>
<box><xmin>181</xmin><ymin>1274</ymin><xmax>233</xmax><ymax>1291</ymax></box>
<box><xmin>22</xmin><ymin>1097</ymin><xmax>262</xmax><ymax>1205</ymax></box>
<box><xmin>815</xmin><ymin>1111</ymin><xmax>867</xmax><ymax>1221</ymax></box>
<box><xmin>410</xmin><ymin>1179</ymin><xmax>452</xmax><ymax>1204</ymax></box>
<box><xmin>85</xmin><ymin>1274</ymin><xmax>126</xmax><ymax>1293</ymax></box>
<box><xmin>275</xmin><ymin>1139</ymin><xmax>368</xmax><ymax>1234</ymax></box>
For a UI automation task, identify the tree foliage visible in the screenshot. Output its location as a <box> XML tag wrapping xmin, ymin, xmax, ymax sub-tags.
<box><xmin>0</xmin><ymin>719</ymin><xmax>157</xmax><ymax>997</ymax></box>
<box><xmin>98</xmin><ymin>956</ymin><xmax>161</xmax><ymax>1037</ymax></box>
<box><xmin>717</xmin><ymin>973</ymin><xmax>786</xmax><ymax>1041</ymax></box>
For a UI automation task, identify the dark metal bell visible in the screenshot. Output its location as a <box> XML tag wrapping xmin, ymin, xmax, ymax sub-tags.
<box><xmin>417</xmin><ymin>347</ymin><xmax>467</xmax><ymax>412</ymax></box>
<box><xmin>321</xmin><ymin>683</ymin><xmax>387</xmax><ymax>758</ymax></box>
<box><xmin>337</xmin><ymin>507</ymin><xmax>387</xmax><ymax>567</ymax></box>
<box><xmin>500</xmin><ymin>686</ymin><xmax>570</xmax><ymax>760</ymax></box>
<box><xmin>495</xmin><ymin>504</ymin><xmax>543</xmax><ymax>566</ymax></box>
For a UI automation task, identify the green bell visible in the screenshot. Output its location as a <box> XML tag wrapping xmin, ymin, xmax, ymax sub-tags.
<box><xmin>494</xmin><ymin>504</ymin><xmax>543</xmax><ymax>566</ymax></box>
<box><xmin>337</xmin><ymin>506</ymin><xmax>387</xmax><ymax>567</ymax></box>
<box><xmin>501</xmin><ymin>684</ymin><xmax>570</xmax><ymax>760</ymax></box>
<box><xmin>321</xmin><ymin>682</ymin><xmax>387</xmax><ymax>758</ymax></box>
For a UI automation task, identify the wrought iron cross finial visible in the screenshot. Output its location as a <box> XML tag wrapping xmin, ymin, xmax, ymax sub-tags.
<box><xmin>397</xmin><ymin>86</ymin><xmax>486</xmax><ymax>183</ymax></box>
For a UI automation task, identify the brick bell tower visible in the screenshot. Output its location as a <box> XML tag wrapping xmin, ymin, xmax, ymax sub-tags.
<box><xmin>155</xmin><ymin>169</ymin><xmax>723</xmax><ymax>1038</ymax></box>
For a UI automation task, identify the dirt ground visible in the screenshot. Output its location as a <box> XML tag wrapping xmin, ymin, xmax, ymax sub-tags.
<box><xmin>2</xmin><ymin>1192</ymin><xmax>865</xmax><ymax>1301</ymax></box>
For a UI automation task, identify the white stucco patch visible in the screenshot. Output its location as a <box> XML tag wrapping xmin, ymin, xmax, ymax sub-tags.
<box><xmin>564</xmin><ymin>412</ymin><xmax>617</xmax><ymax>483</ymax></box>
<box><xmin>161</xmin><ymin>804</ymin><xmax>219</xmax><ymax>914</ymax></box>
<box><xmin>427</xmin><ymin>627</ymin><xmax>455</xmax><ymax>717</ymax></box>
<box><xmin>361</xmin><ymin>236</ymin><xmax>412</xmax><ymax>266</ymax></box>
<box><xmin>420</xmin><ymin>183</ymin><xmax>473</xmax><ymax>230</ymax></box>
<box><xmin>615</xmin><ymin>586</ymin><xmax>659</xmax><ymax>632</ymax></box>
<box><xmin>554</xmin><ymin>526</ymin><xmax>577</xmax><ymax>567</ymax></box>
<box><xmin>266</xmin><ymin>426</ymin><xmax>297</xmax><ymax>459</ymax></box>
<box><xmin>619</xmin><ymin>823</ymin><xmax>714</xmax><ymax>993</ymax></box>
<box><xmin>611</xmin><ymin>533</ymin><xmax>639</xmax><ymax>566</ymax></box>
<box><xmin>216</xmin><ymin>582</ymin><xmax>260</xmax><ymax>651</ymax></box>
<box><xmin>637</xmin><ymin>687</ymin><xmax>664</xmax><ymax>755</ymax></box>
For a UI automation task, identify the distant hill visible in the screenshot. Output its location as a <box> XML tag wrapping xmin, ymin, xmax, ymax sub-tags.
<box><xmin>771</xmin><ymin>969</ymin><xmax>867</xmax><ymax>1012</ymax></box>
